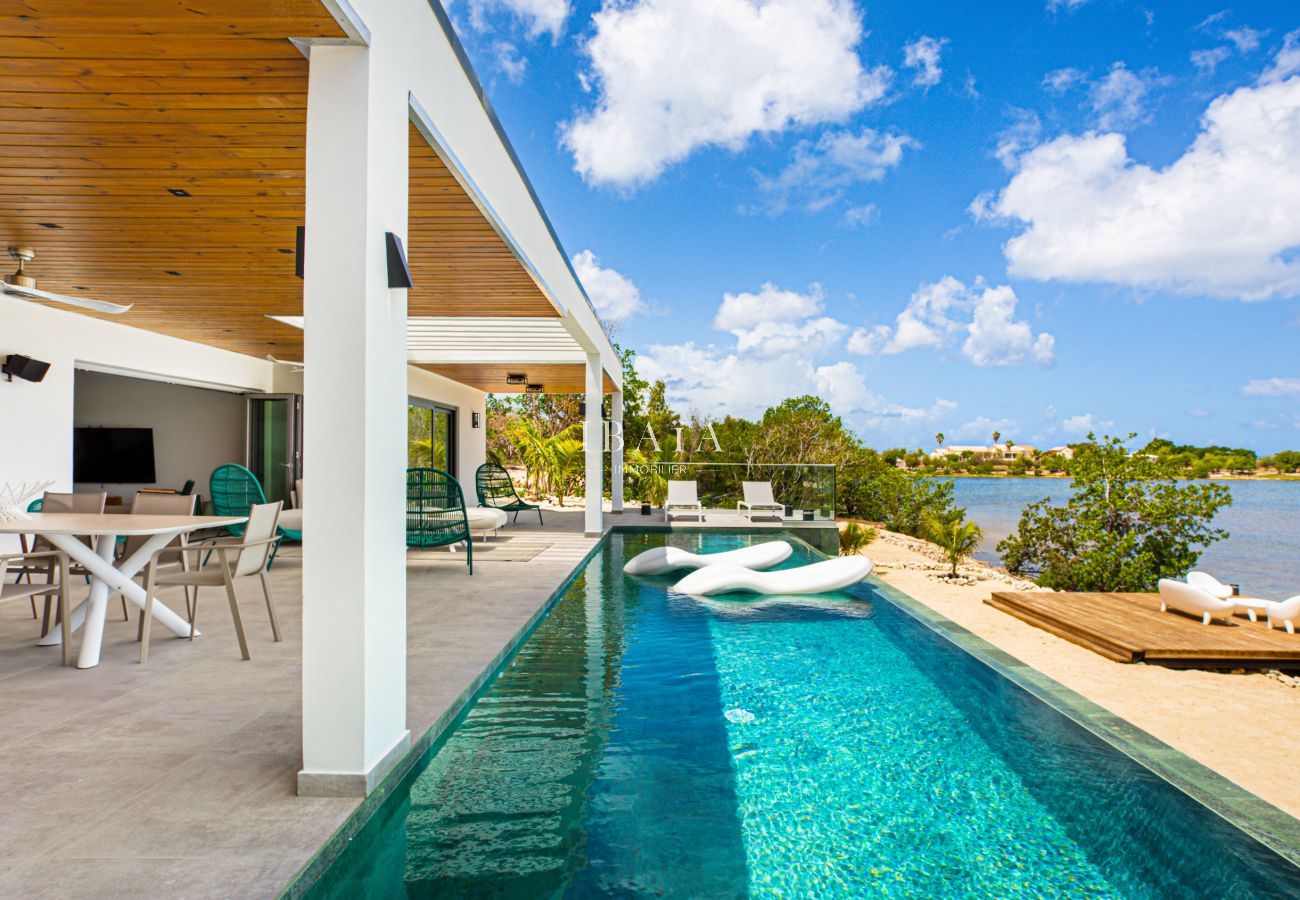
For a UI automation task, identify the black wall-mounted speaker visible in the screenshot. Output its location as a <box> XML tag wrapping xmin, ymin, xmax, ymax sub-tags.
<box><xmin>3</xmin><ymin>354</ymin><xmax>50</xmax><ymax>383</ymax></box>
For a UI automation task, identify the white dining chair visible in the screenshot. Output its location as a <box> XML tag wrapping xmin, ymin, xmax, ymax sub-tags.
<box><xmin>139</xmin><ymin>502</ymin><xmax>284</xmax><ymax>663</ymax></box>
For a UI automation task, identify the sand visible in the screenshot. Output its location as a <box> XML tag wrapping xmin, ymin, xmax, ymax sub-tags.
<box><xmin>863</xmin><ymin>529</ymin><xmax>1300</xmax><ymax>821</ymax></box>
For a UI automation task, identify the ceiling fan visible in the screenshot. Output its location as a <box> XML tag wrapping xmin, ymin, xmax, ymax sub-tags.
<box><xmin>267</xmin><ymin>355</ymin><xmax>305</xmax><ymax>374</ymax></box>
<box><xmin>2</xmin><ymin>247</ymin><xmax>132</xmax><ymax>314</ymax></box>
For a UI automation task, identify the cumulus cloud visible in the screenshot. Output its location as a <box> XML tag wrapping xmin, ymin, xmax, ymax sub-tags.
<box><xmin>1088</xmin><ymin>62</ymin><xmax>1165</xmax><ymax>131</ymax></box>
<box><xmin>1061</xmin><ymin>413</ymin><xmax>1115</xmax><ymax>435</ymax></box>
<box><xmin>1240</xmin><ymin>377</ymin><xmax>1300</xmax><ymax>397</ymax></box>
<box><xmin>572</xmin><ymin>250</ymin><xmax>645</xmax><ymax>321</ymax></box>
<box><xmin>1047</xmin><ymin>0</ymin><xmax>1090</xmax><ymax>11</ymax></box>
<box><xmin>492</xmin><ymin>42</ymin><xmax>528</xmax><ymax>83</ymax></box>
<box><xmin>563</xmin><ymin>0</ymin><xmax>891</xmax><ymax>188</ymax></box>
<box><xmin>713</xmin><ymin>282</ymin><xmax>824</xmax><ymax>330</ymax></box>
<box><xmin>814</xmin><ymin>362</ymin><xmax>957</xmax><ymax>428</ymax></box>
<box><xmin>733</xmin><ymin>317</ymin><xmax>847</xmax><ymax>357</ymax></box>
<box><xmin>843</xmin><ymin>203</ymin><xmax>879</xmax><ymax>227</ymax></box>
<box><xmin>847</xmin><ymin>276</ymin><xmax>1055</xmax><ymax>366</ymax></box>
<box><xmin>1224</xmin><ymin>27</ymin><xmax>1266</xmax><ymax>53</ymax></box>
<box><xmin>468</xmin><ymin>0</ymin><xmax>572</xmax><ymax>39</ymax></box>
<box><xmin>902</xmin><ymin>36</ymin><xmax>947</xmax><ymax>89</ymax></box>
<box><xmin>981</xmin><ymin>59</ymin><xmax>1300</xmax><ymax>300</ymax></box>
<box><xmin>757</xmin><ymin>128</ymin><xmax>916</xmax><ymax>213</ymax></box>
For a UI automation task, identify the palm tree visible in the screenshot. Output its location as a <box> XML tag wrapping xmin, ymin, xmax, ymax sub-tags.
<box><xmin>934</xmin><ymin>431</ymin><xmax>945</xmax><ymax>448</ymax></box>
<box><xmin>991</xmin><ymin>430</ymin><xmax>1001</xmax><ymax>447</ymax></box>
<box><xmin>923</xmin><ymin>512</ymin><xmax>984</xmax><ymax>578</ymax></box>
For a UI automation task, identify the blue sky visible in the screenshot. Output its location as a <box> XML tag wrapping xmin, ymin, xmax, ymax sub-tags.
<box><xmin>443</xmin><ymin>0</ymin><xmax>1300</xmax><ymax>453</ymax></box>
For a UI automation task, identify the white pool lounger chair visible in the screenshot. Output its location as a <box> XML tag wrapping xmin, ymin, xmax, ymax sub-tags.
<box><xmin>1157</xmin><ymin>578</ymin><xmax>1239</xmax><ymax>625</ymax></box>
<box><xmin>673</xmin><ymin>556</ymin><xmax>873</xmax><ymax>597</ymax></box>
<box><xmin>1186</xmin><ymin>571</ymin><xmax>1234</xmax><ymax>599</ymax></box>
<box><xmin>665</xmin><ymin>480</ymin><xmax>704</xmax><ymax>522</ymax></box>
<box><xmin>1259</xmin><ymin>595</ymin><xmax>1300</xmax><ymax>634</ymax></box>
<box><xmin>623</xmin><ymin>540</ymin><xmax>792</xmax><ymax>575</ymax></box>
<box><xmin>738</xmin><ymin>481</ymin><xmax>784</xmax><ymax>521</ymax></box>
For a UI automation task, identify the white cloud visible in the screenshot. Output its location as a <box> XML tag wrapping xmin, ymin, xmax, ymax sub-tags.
<box><xmin>1047</xmin><ymin>0</ymin><xmax>1090</xmax><ymax>11</ymax></box>
<box><xmin>848</xmin><ymin>277</ymin><xmax>1055</xmax><ymax>366</ymax></box>
<box><xmin>1061</xmin><ymin>413</ymin><xmax>1114</xmax><ymax>435</ymax></box>
<box><xmin>1089</xmin><ymin>62</ymin><xmax>1164</xmax><ymax>131</ymax></box>
<box><xmin>953</xmin><ymin>416</ymin><xmax>1020</xmax><ymax>441</ymax></box>
<box><xmin>1188</xmin><ymin>408</ymin><xmax>1210</xmax><ymax>418</ymax></box>
<box><xmin>572</xmin><ymin>250</ymin><xmax>645</xmax><ymax>321</ymax></box>
<box><xmin>733</xmin><ymin>316</ymin><xmax>847</xmax><ymax>357</ymax></box>
<box><xmin>1042</xmin><ymin>67</ymin><xmax>1085</xmax><ymax>94</ymax></box>
<box><xmin>814</xmin><ymin>362</ymin><xmax>957</xmax><ymax>428</ymax></box>
<box><xmin>902</xmin><ymin>36</ymin><xmax>947</xmax><ymax>89</ymax></box>
<box><xmin>1240</xmin><ymin>376</ymin><xmax>1300</xmax><ymax>397</ymax></box>
<box><xmin>1263</xmin><ymin>29</ymin><xmax>1300</xmax><ymax>83</ymax></box>
<box><xmin>468</xmin><ymin>0</ymin><xmax>572</xmax><ymax>39</ymax></box>
<box><xmin>1191</xmin><ymin>46</ymin><xmax>1233</xmax><ymax>75</ymax></box>
<box><xmin>962</xmin><ymin>285</ymin><xmax>1057</xmax><ymax>366</ymax></box>
<box><xmin>1224</xmin><ymin>27</ymin><xmax>1265</xmax><ymax>54</ymax></box>
<box><xmin>992</xmin><ymin>108</ymin><xmax>1042</xmax><ymax>169</ymax></box>
<box><xmin>757</xmin><ymin>128</ymin><xmax>915</xmax><ymax>213</ymax></box>
<box><xmin>843</xmin><ymin>203</ymin><xmax>879</xmax><ymax>227</ymax></box>
<box><xmin>713</xmin><ymin>282</ymin><xmax>824</xmax><ymax>330</ymax></box>
<box><xmin>492</xmin><ymin>41</ymin><xmax>528</xmax><ymax>83</ymax></box>
<box><xmin>563</xmin><ymin>0</ymin><xmax>890</xmax><ymax>188</ymax></box>
<box><xmin>982</xmin><ymin>62</ymin><xmax>1300</xmax><ymax>300</ymax></box>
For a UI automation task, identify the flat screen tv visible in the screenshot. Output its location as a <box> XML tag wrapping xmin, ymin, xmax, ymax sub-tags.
<box><xmin>74</xmin><ymin>427</ymin><xmax>156</xmax><ymax>484</ymax></box>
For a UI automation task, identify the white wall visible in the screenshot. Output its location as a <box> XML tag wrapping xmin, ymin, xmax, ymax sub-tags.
<box><xmin>407</xmin><ymin>366</ymin><xmax>486</xmax><ymax>502</ymax></box>
<box><xmin>72</xmin><ymin>370</ymin><xmax>246</xmax><ymax>500</ymax></box>
<box><xmin>0</xmin><ymin>295</ymin><xmax>275</xmax><ymax>549</ymax></box>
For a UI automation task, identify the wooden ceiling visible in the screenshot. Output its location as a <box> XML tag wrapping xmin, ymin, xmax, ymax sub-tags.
<box><xmin>417</xmin><ymin>363</ymin><xmax>616</xmax><ymax>395</ymax></box>
<box><xmin>0</xmin><ymin>0</ymin><xmax>561</xmax><ymax>369</ymax></box>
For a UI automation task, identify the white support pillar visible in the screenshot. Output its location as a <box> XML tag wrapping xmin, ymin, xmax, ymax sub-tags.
<box><xmin>610</xmin><ymin>389</ymin><xmax>624</xmax><ymax>513</ymax></box>
<box><xmin>584</xmin><ymin>353</ymin><xmax>603</xmax><ymax>536</ymax></box>
<box><xmin>298</xmin><ymin>43</ymin><xmax>411</xmax><ymax>798</ymax></box>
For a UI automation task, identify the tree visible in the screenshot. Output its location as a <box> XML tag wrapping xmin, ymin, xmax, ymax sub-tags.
<box><xmin>998</xmin><ymin>434</ymin><xmax>1232</xmax><ymax>591</ymax></box>
<box><xmin>935</xmin><ymin>432</ymin><xmax>945</xmax><ymax>448</ymax></box>
<box><xmin>839</xmin><ymin>522</ymin><xmax>876</xmax><ymax>556</ymax></box>
<box><xmin>992</xmin><ymin>430</ymin><xmax>1001</xmax><ymax>446</ymax></box>
<box><xmin>923</xmin><ymin>512</ymin><xmax>983</xmax><ymax>578</ymax></box>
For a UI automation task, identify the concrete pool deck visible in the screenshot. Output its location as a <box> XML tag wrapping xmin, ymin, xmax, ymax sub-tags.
<box><xmin>0</xmin><ymin>510</ymin><xmax>603</xmax><ymax>898</ymax></box>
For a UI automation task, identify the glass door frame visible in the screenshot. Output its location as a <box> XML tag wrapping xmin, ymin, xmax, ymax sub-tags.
<box><xmin>244</xmin><ymin>392</ymin><xmax>303</xmax><ymax>504</ymax></box>
<box><xmin>408</xmin><ymin>397</ymin><xmax>458</xmax><ymax>477</ymax></box>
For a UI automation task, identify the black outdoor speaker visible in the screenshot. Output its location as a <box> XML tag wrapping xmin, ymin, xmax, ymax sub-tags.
<box><xmin>2</xmin><ymin>354</ymin><xmax>50</xmax><ymax>383</ymax></box>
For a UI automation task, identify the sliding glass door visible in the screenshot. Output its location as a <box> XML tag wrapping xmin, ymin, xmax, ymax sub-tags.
<box><xmin>408</xmin><ymin>401</ymin><xmax>456</xmax><ymax>475</ymax></box>
<box><xmin>246</xmin><ymin>393</ymin><xmax>302</xmax><ymax>503</ymax></box>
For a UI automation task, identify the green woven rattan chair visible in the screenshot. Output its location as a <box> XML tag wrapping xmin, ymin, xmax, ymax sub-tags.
<box><xmin>406</xmin><ymin>468</ymin><xmax>472</xmax><ymax>574</ymax></box>
<box><xmin>209</xmin><ymin>464</ymin><xmax>298</xmax><ymax>566</ymax></box>
<box><xmin>475</xmin><ymin>462</ymin><xmax>542</xmax><ymax>525</ymax></box>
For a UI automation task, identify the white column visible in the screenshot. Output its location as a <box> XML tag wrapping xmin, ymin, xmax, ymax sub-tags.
<box><xmin>610</xmin><ymin>389</ymin><xmax>624</xmax><ymax>513</ymax></box>
<box><xmin>584</xmin><ymin>353</ymin><xmax>603</xmax><ymax>536</ymax></box>
<box><xmin>299</xmin><ymin>43</ymin><xmax>411</xmax><ymax>798</ymax></box>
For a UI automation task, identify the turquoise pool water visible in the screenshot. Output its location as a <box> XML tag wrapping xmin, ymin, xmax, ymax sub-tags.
<box><xmin>306</xmin><ymin>532</ymin><xmax>1300</xmax><ymax>898</ymax></box>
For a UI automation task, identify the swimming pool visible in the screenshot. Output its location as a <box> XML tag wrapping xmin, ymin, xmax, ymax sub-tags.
<box><xmin>303</xmin><ymin>531</ymin><xmax>1300</xmax><ymax>897</ymax></box>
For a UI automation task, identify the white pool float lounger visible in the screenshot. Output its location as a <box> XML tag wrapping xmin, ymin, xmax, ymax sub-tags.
<box><xmin>672</xmin><ymin>556</ymin><xmax>873</xmax><ymax>597</ymax></box>
<box><xmin>623</xmin><ymin>540</ymin><xmax>792</xmax><ymax>576</ymax></box>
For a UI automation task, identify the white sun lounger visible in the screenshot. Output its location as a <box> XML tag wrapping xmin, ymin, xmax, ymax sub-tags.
<box><xmin>665</xmin><ymin>480</ymin><xmax>704</xmax><ymax>522</ymax></box>
<box><xmin>1186</xmin><ymin>571</ymin><xmax>1234</xmax><ymax>599</ymax></box>
<box><xmin>1258</xmin><ymin>595</ymin><xmax>1300</xmax><ymax>634</ymax></box>
<box><xmin>1157</xmin><ymin>578</ymin><xmax>1239</xmax><ymax>625</ymax></box>
<box><xmin>623</xmin><ymin>540</ymin><xmax>791</xmax><ymax>575</ymax></box>
<box><xmin>738</xmin><ymin>481</ymin><xmax>784</xmax><ymax>521</ymax></box>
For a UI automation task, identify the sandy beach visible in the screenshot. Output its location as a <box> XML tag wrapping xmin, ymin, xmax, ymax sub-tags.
<box><xmin>863</xmin><ymin>528</ymin><xmax>1300</xmax><ymax>821</ymax></box>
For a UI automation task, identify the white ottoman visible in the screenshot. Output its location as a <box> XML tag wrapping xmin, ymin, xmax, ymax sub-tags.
<box><xmin>465</xmin><ymin>507</ymin><xmax>508</xmax><ymax>541</ymax></box>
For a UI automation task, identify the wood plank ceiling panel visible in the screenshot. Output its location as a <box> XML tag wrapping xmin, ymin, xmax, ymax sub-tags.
<box><xmin>0</xmin><ymin>2</ymin><xmax>561</xmax><ymax>368</ymax></box>
<box><xmin>416</xmin><ymin>363</ymin><xmax>616</xmax><ymax>395</ymax></box>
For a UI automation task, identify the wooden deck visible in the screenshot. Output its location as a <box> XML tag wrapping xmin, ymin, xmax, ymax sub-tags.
<box><xmin>987</xmin><ymin>591</ymin><xmax>1300</xmax><ymax>668</ymax></box>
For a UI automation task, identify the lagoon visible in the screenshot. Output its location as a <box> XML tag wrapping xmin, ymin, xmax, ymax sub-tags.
<box><xmin>948</xmin><ymin>478</ymin><xmax>1300</xmax><ymax>600</ymax></box>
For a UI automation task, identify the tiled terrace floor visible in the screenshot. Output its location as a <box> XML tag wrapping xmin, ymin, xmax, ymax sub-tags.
<box><xmin>0</xmin><ymin>510</ymin><xmax>604</xmax><ymax>898</ymax></box>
